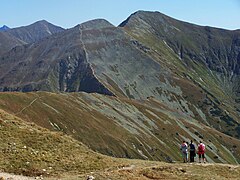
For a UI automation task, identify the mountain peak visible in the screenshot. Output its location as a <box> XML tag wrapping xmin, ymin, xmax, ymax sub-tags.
<box><xmin>6</xmin><ymin>20</ymin><xmax>64</xmax><ymax>43</ymax></box>
<box><xmin>119</xmin><ymin>10</ymin><xmax>170</xmax><ymax>27</ymax></box>
<box><xmin>0</xmin><ymin>25</ymin><xmax>10</xmax><ymax>31</ymax></box>
<box><xmin>78</xmin><ymin>19</ymin><xmax>115</xmax><ymax>30</ymax></box>
<box><xmin>32</xmin><ymin>20</ymin><xmax>54</xmax><ymax>26</ymax></box>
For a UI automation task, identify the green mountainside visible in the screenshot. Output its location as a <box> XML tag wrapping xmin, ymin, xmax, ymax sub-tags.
<box><xmin>120</xmin><ymin>11</ymin><xmax>240</xmax><ymax>138</ymax></box>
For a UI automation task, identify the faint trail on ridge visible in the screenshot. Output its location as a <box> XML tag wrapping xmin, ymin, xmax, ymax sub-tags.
<box><xmin>15</xmin><ymin>95</ymin><xmax>41</xmax><ymax>115</ymax></box>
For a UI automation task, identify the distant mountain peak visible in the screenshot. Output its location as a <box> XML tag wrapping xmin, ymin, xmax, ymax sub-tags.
<box><xmin>32</xmin><ymin>20</ymin><xmax>53</xmax><ymax>26</ymax></box>
<box><xmin>78</xmin><ymin>19</ymin><xmax>115</xmax><ymax>30</ymax></box>
<box><xmin>6</xmin><ymin>20</ymin><xmax>64</xmax><ymax>43</ymax></box>
<box><xmin>0</xmin><ymin>25</ymin><xmax>10</xmax><ymax>31</ymax></box>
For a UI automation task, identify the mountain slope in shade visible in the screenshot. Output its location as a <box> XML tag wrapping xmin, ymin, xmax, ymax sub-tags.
<box><xmin>5</xmin><ymin>20</ymin><xmax>64</xmax><ymax>43</ymax></box>
<box><xmin>0</xmin><ymin>31</ymin><xmax>25</xmax><ymax>55</ymax></box>
<box><xmin>0</xmin><ymin>25</ymin><xmax>10</xmax><ymax>31</ymax></box>
<box><xmin>0</xmin><ymin>19</ymin><xmax>115</xmax><ymax>95</ymax></box>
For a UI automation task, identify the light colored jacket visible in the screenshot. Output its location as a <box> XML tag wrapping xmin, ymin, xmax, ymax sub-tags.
<box><xmin>180</xmin><ymin>143</ymin><xmax>188</xmax><ymax>154</ymax></box>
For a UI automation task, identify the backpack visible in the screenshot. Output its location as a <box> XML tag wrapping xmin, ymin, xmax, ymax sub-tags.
<box><xmin>198</xmin><ymin>143</ymin><xmax>205</xmax><ymax>152</ymax></box>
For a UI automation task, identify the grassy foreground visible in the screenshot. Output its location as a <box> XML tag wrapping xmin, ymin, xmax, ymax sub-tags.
<box><xmin>0</xmin><ymin>109</ymin><xmax>120</xmax><ymax>177</ymax></box>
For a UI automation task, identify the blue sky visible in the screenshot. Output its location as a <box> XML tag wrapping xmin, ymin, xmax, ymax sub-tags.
<box><xmin>1</xmin><ymin>0</ymin><xmax>240</xmax><ymax>30</ymax></box>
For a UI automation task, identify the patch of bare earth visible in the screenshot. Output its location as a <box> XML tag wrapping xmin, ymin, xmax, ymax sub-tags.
<box><xmin>0</xmin><ymin>172</ymin><xmax>35</xmax><ymax>180</ymax></box>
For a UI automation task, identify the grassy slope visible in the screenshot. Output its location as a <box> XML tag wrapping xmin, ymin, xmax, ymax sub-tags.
<box><xmin>0</xmin><ymin>107</ymin><xmax>240</xmax><ymax>180</ymax></box>
<box><xmin>0</xmin><ymin>92</ymin><xmax>240</xmax><ymax>165</ymax></box>
<box><xmin>0</xmin><ymin>108</ymin><xmax>118</xmax><ymax>177</ymax></box>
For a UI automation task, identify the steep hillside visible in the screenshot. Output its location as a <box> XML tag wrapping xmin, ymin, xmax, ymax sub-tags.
<box><xmin>120</xmin><ymin>10</ymin><xmax>240</xmax><ymax>105</ymax></box>
<box><xmin>0</xmin><ymin>31</ymin><xmax>25</xmax><ymax>55</ymax></box>
<box><xmin>0</xmin><ymin>107</ymin><xmax>118</xmax><ymax>177</ymax></box>
<box><xmin>0</xmin><ymin>92</ymin><xmax>239</xmax><ymax>164</ymax></box>
<box><xmin>119</xmin><ymin>10</ymin><xmax>240</xmax><ymax>138</ymax></box>
<box><xmin>0</xmin><ymin>20</ymin><xmax>114</xmax><ymax>94</ymax></box>
<box><xmin>5</xmin><ymin>20</ymin><xmax>64</xmax><ymax>43</ymax></box>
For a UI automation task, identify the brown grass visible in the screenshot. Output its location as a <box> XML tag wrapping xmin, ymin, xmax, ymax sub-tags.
<box><xmin>0</xmin><ymin>109</ymin><xmax>118</xmax><ymax>177</ymax></box>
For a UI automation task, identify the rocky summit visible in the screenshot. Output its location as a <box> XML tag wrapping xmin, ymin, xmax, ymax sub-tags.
<box><xmin>0</xmin><ymin>10</ymin><xmax>240</xmax><ymax>178</ymax></box>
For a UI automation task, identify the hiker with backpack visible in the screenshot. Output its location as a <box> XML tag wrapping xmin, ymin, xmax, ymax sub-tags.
<box><xmin>197</xmin><ymin>141</ymin><xmax>206</xmax><ymax>163</ymax></box>
<box><xmin>180</xmin><ymin>140</ymin><xmax>188</xmax><ymax>163</ymax></box>
<box><xmin>189</xmin><ymin>140</ymin><xmax>196</xmax><ymax>162</ymax></box>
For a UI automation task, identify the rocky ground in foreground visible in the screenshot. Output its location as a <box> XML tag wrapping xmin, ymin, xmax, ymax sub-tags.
<box><xmin>54</xmin><ymin>162</ymin><xmax>240</xmax><ymax>180</ymax></box>
<box><xmin>1</xmin><ymin>161</ymin><xmax>240</xmax><ymax>180</ymax></box>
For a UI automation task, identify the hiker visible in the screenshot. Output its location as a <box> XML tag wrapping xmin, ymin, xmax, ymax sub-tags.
<box><xmin>197</xmin><ymin>141</ymin><xmax>206</xmax><ymax>163</ymax></box>
<box><xmin>189</xmin><ymin>140</ymin><xmax>196</xmax><ymax>162</ymax></box>
<box><xmin>180</xmin><ymin>140</ymin><xmax>188</xmax><ymax>163</ymax></box>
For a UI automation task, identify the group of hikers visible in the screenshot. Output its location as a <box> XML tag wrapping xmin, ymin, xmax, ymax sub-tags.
<box><xmin>180</xmin><ymin>140</ymin><xmax>206</xmax><ymax>163</ymax></box>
